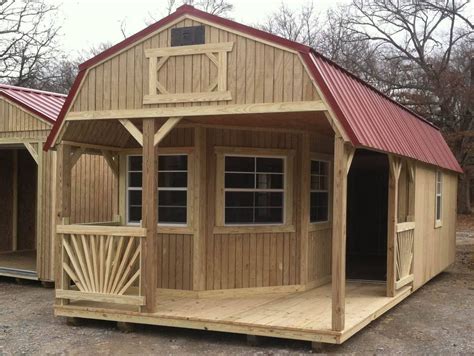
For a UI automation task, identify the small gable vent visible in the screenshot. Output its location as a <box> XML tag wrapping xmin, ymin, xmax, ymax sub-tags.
<box><xmin>171</xmin><ymin>25</ymin><xmax>205</xmax><ymax>47</ymax></box>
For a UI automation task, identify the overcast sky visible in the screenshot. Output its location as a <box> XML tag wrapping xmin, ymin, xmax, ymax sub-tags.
<box><xmin>54</xmin><ymin>0</ymin><xmax>347</xmax><ymax>55</ymax></box>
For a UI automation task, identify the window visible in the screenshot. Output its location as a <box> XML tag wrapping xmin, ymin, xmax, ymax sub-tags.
<box><xmin>310</xmin><ymin>160</ymin><xmax>330</xmax><ymax>223</ymax></box>
<box><xmin>126</xmin><ymin>154</ymin><xmax>188</xmax><ymax>225</ymax></box>
<box><xmin>224</xmin><ymin>155</ymin><xmax>285</xmax><ymax>225</ymax></box>
<box><xmin>435</xmin><ymin>170</ymin><xmax>443</xmax><ymax>223</ymax></box>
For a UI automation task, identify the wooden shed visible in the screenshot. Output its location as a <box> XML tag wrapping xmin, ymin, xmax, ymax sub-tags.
<box><xmin>0</xmin><ymin>84</ymin><xmax>117</xmax><ymax>283</ymax></box>
<box><xmin>45</xmin><ymin>6</ymin><xmax>461</xmax><ymax>344</ymax></box>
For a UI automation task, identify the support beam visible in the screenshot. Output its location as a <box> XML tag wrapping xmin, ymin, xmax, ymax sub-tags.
<box><xmin>141</xmin><ymin>119</ymin><xmax>158</xmax><ymax>313</ymax></box>
<box><xmin>55</xmin><ymin>144</ymin><xmax>72</xmax><ymax>306</ymax></box>
<box><xmin>119</xmin><ymin>119</ymin><xmax>143</xmax><ymax>146</ymax></box>
<box><xmin>69</xmin><ymin>147</ymin><xmax>84</xmax><ymax>168</ymax></box>
<box><xmin>387</xmin><ymin>156</ymin><xmax>402</xmax><ymax>297</ymax></box>
<box><xmin>65</xmin><ymin>101</ymin><xmax>327</xmax><ymax>121</ymax></box>
<box><xmin>193</xmin><ymin>127</ymin><xmax>207</xmax><ymax>291</ymax></box>
<box><xmin>24</xmin><ymin>142</ymin><xmax>39</xmax><ymax>164</ymax></box>
<box><xmin>101</xmin><ymin>150</ymin><xmax>119</xmax><ymax>176</ymax></box>
<box><xmin>154</xmin><ymin>117</ymin><xmax>182</xmax><ymax>146</ymax></box>
<box><xmin>299</xmin><ymin>133</ymin><xmax>310</xmax><ymax>285</ymax></box>
<box><xmin>35</xmin><ymin>142</ymin><xmax>43</xmax><ymax>275</ymax></box>
<box><xmin>331</xmin><ymin>137</ymin><xmax>355</xmax><ymax>332</ymax></box>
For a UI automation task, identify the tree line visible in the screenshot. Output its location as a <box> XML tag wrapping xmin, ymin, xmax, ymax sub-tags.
<box><xmin>0</xmin><ymin>0</ymin><xmax>472</xmax><ymax>212</ymax></box>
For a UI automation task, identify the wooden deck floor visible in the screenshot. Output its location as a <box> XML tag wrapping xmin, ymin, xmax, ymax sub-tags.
<box><xmin>0</xmin><ymin>250</ymin><xmax>37</xmax><ymax>279</ymax></box>
<box><xmin>56</xmin><ymin>282</ymin><xmax>412</xmax><ymax>344</ymax></box>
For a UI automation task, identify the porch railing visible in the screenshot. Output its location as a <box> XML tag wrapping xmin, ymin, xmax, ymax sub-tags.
<box><xmin>395</xmin><ymin>221</ymin><xmax>415</xmax><ymax>290</ymax></box>
<box><xmin>56</xmin><ymin>224</ymin><xmax>146</xmax><ymax>306</ymax></box>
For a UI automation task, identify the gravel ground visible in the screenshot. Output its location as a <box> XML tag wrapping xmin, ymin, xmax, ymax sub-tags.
<box><xmin>1</xmin><ymin>222</ymin><xmax>473</xmax><ymax>355</ymax></box>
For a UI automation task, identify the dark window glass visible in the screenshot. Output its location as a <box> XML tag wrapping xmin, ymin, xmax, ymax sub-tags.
<box><xmin>225</xmin><ymin>192</ymin><xmax>254</xmax><ymax>207</ymax></box>
<box><xmin>256</xmin><ymin>157</ymin><xmax>283</xmax><ymax>173</ymax></box>
<box><xmin>159</xmin><ymin>190</ymin><xmax>186</xmax><ymax>207</ymax></box>
<box><xmin>129</xmin><ymin>156</ymin><xmax>142</xmax><ymax>171</ymax></box>
<box><xmin>225</xmin><ymin>208</ymin><xmax>254</xmax><ymax>224</ymax></box>
<box><xmin>159</xmin><ymin>207</ymin><xmax>186</xmax><ymax>224</ymax></box>
<box><xmin>128</xmin><ymin>172</ymin><xmax>142</xmax><ymax>188</ymax></box>
<box><xmin>256</xmin><ymin>173</ymin><xmax>283</xmax><ymax>189</ymax></box>
<box><xmin>255</xmin><ymin>207</ymin><xmax>283</xmax><ymax>223</ymax></box>
<box><xmin>225</xmin><ymin>173</ymin><xmax>255</xmax><ymax>188</ymax></box>
<box><xmin>255</xmin><ymin>192</ymin><xmax>283</xmax><ymax>207</ymax></box>
<box><xmin>129</xmin><ymin>207</ymin><xmax>142</xmax><ymax>223</ymax></box>
<box><xmin>159</xmin><ymin>172</ymin><xmax>187</xmax><ymax>187</ymax></box>
<box><xmin>310</xmin><ymin>192</ymin><xmax>329</xmax><ymax>222</ymax></box>
<box><xmin>128</xmin><ymin>190</ymin><xmax>142</xmax><ymax>206</ymax></box>
<box><xmin>225</xmin><ymin>156</ymin><xmax>254</xmax><ymax>172</ymax></box>
<box><xmin>159</xmin><ymin>155</ymin><xmax>187</xmax><ymax>171</ymax></box>
<box><xmin>436</xmin><ymin>196</ymin><xmax>441</xmax><ymax>220</ymax></box>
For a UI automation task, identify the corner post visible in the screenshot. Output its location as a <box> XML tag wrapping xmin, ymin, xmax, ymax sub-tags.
<box><xmin>387</xmin><ymin>156</ymin><xmax>402</xmax><ymax>297</ymax></box>
<box><xmin>141</xmin><ymin>118</ymin><xmax>158</xmax><ymax>313</ymax></box>
<box><xmin>55</xmin><ymin>144</ymin><xmax>72</xmax><ymax>304</ymax></box>
<box><xmin>331</xmin><ymin>136</ymin><xmax>354</xmax><ymax>331</ymax></box>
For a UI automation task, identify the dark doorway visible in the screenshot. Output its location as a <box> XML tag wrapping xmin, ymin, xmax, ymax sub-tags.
<box><xmin>346</xmin><ymin>149</ymin><xmax>388</xmax><ymax>281</ymax></box>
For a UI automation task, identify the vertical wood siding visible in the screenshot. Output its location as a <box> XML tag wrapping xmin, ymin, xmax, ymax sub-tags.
<box><xmin>307</xmin><ymin>228</ymin><xmax>332</xmax><ymax>283</ymax></box>
<box><xmin>413</xmin><ymin>165</ymin><xmax>457</xmax><ymax>289</ymax></box>
<box><xmin>0</xmin><ymin>98</ymin><xmax>50</xmax><ymax>139</ymax></box>
<box><xmin>69</xmin><ymin>18</ymin><xmax>319</xmax><ymax>113</ymax></box>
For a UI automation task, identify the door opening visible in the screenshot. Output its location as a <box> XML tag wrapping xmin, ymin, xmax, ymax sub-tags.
<box><xmin>346</xmin><ymin>149</ymin><xmax>388</xmax><ymax>281</ymax></box>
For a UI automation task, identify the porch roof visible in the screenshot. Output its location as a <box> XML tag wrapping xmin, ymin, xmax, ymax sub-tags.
<box><xmin>0</xmin><ymin>84</ymin><xmax>66</xmax><ymax>124</ymax></box>
<box><xmin>44</xmin><ymin>5</ymin><xmax>461</xmax><ymax>173</ymax></box>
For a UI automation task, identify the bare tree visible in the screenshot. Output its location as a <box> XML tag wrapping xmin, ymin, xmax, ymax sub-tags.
<box><xmin>148</xmin><ymin>0</ymin><xmax>233</xmax><ymax>23</ymax></box>
<box><xmin>0</xmin><ymin>0</ymin><xmax>60</xmax><ymax>86</ymax></box>
<box><xmin>342</xmin><ymin>0</ymin><xmax>473</xmax><ymax>212</ymax></box>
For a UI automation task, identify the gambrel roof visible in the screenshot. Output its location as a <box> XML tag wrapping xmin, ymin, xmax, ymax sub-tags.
<box><xmin>0</xmin><ymin>84</ymin><xmax>66</xmax><ymax>124</ymax></box>
<box><xmin>45</xmin><ymin>5</ymin><xmax>462</xmax><ymax>173</ymax></box>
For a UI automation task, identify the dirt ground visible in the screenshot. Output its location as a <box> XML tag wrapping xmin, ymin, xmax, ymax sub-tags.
<box><xmin>1</xmin><ymin>217</ymin><xmax>473</xmax><ymax>355</ymax></box>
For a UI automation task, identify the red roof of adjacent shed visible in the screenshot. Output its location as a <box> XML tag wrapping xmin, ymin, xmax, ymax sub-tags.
<box><xmin>0</xmin><ymin>84</ymin><xmax>66</xmax><ymax>124</ymax></box>
<box><xmin>44</xmin><ymin>5</ymin><xmax>462</xmax><ymax>173</ymax></box>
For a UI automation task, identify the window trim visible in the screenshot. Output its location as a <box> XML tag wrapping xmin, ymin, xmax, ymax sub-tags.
<box><xmin>435</xmin><ymin>169</ymin><xmax>443</xmax><ymax>228</ymax></box>
<box><xmin>214</xmin><ymin>146</ymin><xmax>295</xmax><ymax>234</ymax></box>
<box><xmin>125</xmin><ymin>148</ymin><xmax>194</xmax><ymax>233</ymax></box>
<box><xmin>309</xmin><ymin>153</ymin><xmax>333</xmax><ymax>232</ymax></box>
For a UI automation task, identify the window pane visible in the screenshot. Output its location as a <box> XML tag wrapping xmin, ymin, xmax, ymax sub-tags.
<box><xmin>225</xmin><ymin>208</ymin><xmax>253</xmax><ymax>224</ymax></box>
<box><xmin>159</xmin><ymin>155</ymin><xmax>187</xmax><ymax>171</ymax></box>
<box><xmin>255</xmin><ymin>192</ymin><xmax>283</xmax><ymax>207</ymax></box>
<box><xmin>255</xmin><ymin>207</ymin><xmax>283</xmax><ymax>223</ymax></box>
<box><xmin>256</xmin><ymin>157</ymin><xmax>283</xmax><ymax>173</ymax></box>
<box><xmin>256</xmin><ymin>173</ymin><xmax>283</xmax><ymax>189</ymax></box>
<box><xmin>129</xmin><ymin>156</ymin><xmax>142</xmax><ymax>171</ymax></box>
<box><xmin>128</xmin><ymin>206</ymin><xmax>142</xmax><ymax>223</ymax></box>
<box><xmin>159</xmin><ymin>207</ymin><xmax>186</xmax><ymax>224</ymax></box>
<box><xmin>128</xmin><ymin>190</ymin><xmax>142</xmax><ymax>206</ymax></box>
<box><xmin>436</xmin><ymin>196</ymin><xmax>442</xmax><ymax>220</ymax></box>
<box><xmin>311</xmin><ymin>160</ymin><xmax>320</xmax><ymax>175</ymax></box>
<box><xmin>225</xmin><ymin>173</ymin><xmax>255</xmax><ymax>188</ymax></box>
<box><xmin>225</xmin><ymin>156</ymin><xmax>254</xmax><ymax>172</ymax></box>
<box><xmin>159</xmin><ymin>172</ymin><xmax>187</xmax><ymax>187</ymax></box>
<box><xmin>225</xmin><ymin>191</ymin><xmax>254</xmax><ymax>207</ymax></box>
<box><xmin>159</xmin><ymin>190</ymin><xmax>186</xmax><ymax>207</ymax></box>
<box><xmin>128</xmin><ymin>172</ymin><xmax>142</xmax><ymax>188</ymax></box>
<box><xmin>311</xmin><ymin>192</ymin><xmax>329</xmax><ymax>222</ymax></box>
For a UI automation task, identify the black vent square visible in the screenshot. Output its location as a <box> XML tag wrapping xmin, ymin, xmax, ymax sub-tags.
<box><xmin>171</xmin><ymin>26</ymin><xmax>205</xmax><ymax>46</ymax></box>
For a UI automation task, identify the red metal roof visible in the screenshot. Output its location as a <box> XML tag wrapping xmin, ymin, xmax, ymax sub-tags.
<box><xmin>0</xmin><ymin>84</ymin><xmax>66</xmax><ymax>124</ymax></box>
<box><xmin>44</xmin><ymin>5</ymin><xmax>462</xmax><ymax>173</ymax></box>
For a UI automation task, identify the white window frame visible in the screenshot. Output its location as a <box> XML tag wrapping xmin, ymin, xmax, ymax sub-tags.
<box><xmin>214</xmin><ymin>146</ymin><xmax>295</xmax><ymax>234</ymax></box>
<box><xmin>310</xmin><ymin>158</ymin><xmax>331</xmax><ymax>224</ymax></box>
<box><xmin>126</xmin><ymin>153</ymin><xmax>190</xmax><ymax>228</ymax></box>
<box><xmin>223</xmin><ymin>154</ymin><xmax>286</xmax><ymax>226</ymax></box>
<box><xmin>435</xmin><ymin>170</ymin><xmax>443</xmax><ymax>228</ymax></box>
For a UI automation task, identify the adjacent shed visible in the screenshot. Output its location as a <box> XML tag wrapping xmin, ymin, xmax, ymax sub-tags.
<box><xmin>0</xmin><ymin>84</ymin><xmax>117</xmax><ymax>282</ymax></box>
<box><xmin>45</xmin><ymin>6</ymin><xmax>461</xmax><ymax>344</ymax></box>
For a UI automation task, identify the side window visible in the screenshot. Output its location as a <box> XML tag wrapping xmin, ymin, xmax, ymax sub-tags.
<box><xmin>310</xmin><ymin>160</ymin><xmax>330</xmax><ymax>223</ymax></box>
<box><xmin>224</xmin><ymin>156</ymin><xmax>285</xmax><ymax>225</ymax></box>
<box><xmin>435</xmin><ymin>170</ymin><xmax>443</xmax><ymax>223</ymax></box>
<box><xmin>126</xmin><ymin>154</ymin><xmax>188</xmax><ymax>225</ymax></box>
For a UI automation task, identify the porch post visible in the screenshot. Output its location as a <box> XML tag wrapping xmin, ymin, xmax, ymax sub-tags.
<box><xmin>55</xmin><ymin>144</ymin><xmax>72</xmax><ymax>304</ymax></box>
<box><xmin>331</xmin><ymin>136</ymin><xmax>354</xmax><ymax>331</ymax></box>
<box><xmin>387</xmin><ymin>156</ymin><xmax>402</xmax><ymax>297</ymax></box>
<box><xmin>141</xmin><ymin>118</ymin><xmax>158</xmax><ymax>313</ymax></box>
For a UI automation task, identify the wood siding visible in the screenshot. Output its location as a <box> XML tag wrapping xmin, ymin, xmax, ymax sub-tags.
<box><xmin>69</xmin><ymin>17</ymin><xmax>319</xmax><ymax>115</ymax></box>
<box><xmin>0</xmin><ymin>97</ymin><xmax>50</xmax><ymax>139</ymax></box>
<box><xmin>413</xmin><ymin>164</ymin><xmax>457</xmax><ymax>289</ymax></box>
<box><xmin>308</xmin><ymin>228</ymin><xmax>332</xmax><ymax>284</ymax></box>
